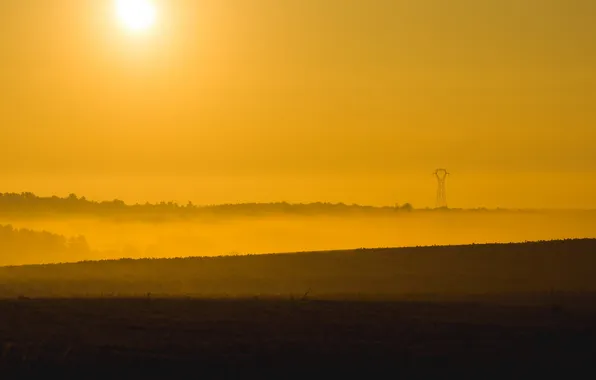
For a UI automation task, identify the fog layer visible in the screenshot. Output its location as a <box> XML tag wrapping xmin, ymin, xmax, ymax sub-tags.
<box><xmin>2</xmin><ymin>209</ymin><xmax>595</xmax><ymax>266</ymax></box>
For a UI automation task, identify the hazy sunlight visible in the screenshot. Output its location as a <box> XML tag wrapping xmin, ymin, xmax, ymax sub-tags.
<box><xmin>116</xmin><ymin>0</ymin><xmax>156</xmax><ymax>32</ymax></box>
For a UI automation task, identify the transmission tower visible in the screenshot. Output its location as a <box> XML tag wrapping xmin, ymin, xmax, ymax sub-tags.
<box><xmin>434</xmin><ymin>168</ymin><xmax>449</xmax><ymax>209</ymax></box>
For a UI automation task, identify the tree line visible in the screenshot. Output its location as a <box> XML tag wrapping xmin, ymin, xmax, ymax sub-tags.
<box><xmin>0</xmin><ymin>224</ymin><xmax>90</xmax><ymax>266</ymax></box>
<box><xmin>0</xmin><ymin>192</ymin><xmax>414</xmax><ymax>218</ymax></box>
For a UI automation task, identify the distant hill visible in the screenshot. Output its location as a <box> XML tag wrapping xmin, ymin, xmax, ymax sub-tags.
<box><xmin>1</xmin><ymin>239</ymin><xmax>595</xmax><ymax>298</ymax></box>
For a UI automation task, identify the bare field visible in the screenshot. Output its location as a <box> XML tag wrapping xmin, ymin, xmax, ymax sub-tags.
<box><xmin>1</xmin><ymin>298</ymin><xmax>596</xmax><ymax>378</ymax></box>
<box><xmin>2</xmin><ymin>240</ymin><xmax>596</xmax><ymax>377</ymax></box>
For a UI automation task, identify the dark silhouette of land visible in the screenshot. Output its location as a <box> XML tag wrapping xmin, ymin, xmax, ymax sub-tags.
<box><xmin>0</xmin><ymin>192</ymin><xmax>570</xmax><ymax>220</ymax></box>
<box><xmin>1</xmin><ymin>240</ymin><xmax>596</xmax><ymax>377</ymax></box>
<box><xmin>0</xmin><ymin>192</ymin><xmax>413</xmax><ymax>219</ymax></box>
<box><xmin>2</xmin><ymin>239</ymin><xmax>596</xmax><ymax>297</ymax></box>
<box><xmin>1</xmin><ymin>297</ymin><xmax>596</xmax><ymax>378</ymax></box>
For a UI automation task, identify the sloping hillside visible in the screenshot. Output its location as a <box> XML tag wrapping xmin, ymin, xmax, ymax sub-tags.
<box><xmin>1</xmin><ymin>239</ymin><xmax>595</xmax><ymax>298</ymax></box>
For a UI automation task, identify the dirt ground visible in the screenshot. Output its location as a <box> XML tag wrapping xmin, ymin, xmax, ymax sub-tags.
<box><xmin>1</xmin><ymin>298</ymin><xmax>595</xmax><ymax>378</ymax></box>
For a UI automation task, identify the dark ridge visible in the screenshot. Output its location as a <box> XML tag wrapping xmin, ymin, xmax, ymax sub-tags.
<box><xmin>1</xmin><ymin>192</ymin><xmax>580</xmax><ymax>219</ymax></box>
<box><xmin>0</xmin><ymin>192</ymin><xmax>403</xmax><ymax>218</ymax></box>
<box><xmin>1</xmin><ymin>239</ymin><xmax>595</xmax><ymax>298</ymax></box>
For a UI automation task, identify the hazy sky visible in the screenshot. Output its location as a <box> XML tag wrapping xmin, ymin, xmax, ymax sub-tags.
<box><xmin>1</xmin><ymin>0</ymin><xmax>595</xmax><ymax>208</ymax></box>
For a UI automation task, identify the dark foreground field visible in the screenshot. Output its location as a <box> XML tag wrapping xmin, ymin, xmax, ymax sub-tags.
<box><xmin>1</xmin><ymin>297</ymin><xmax>596</xmax><ymax>378</ymax></box>
<box><xmin>2</xmin><ymin>240</ymin><xmax>596</xmax><ymax>378</ymax></box>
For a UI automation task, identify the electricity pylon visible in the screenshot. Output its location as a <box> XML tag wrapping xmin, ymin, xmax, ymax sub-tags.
<box><xmin>434</xmin><ymin>169</ymin><xmax>449</xmax><ymax>209</ymax></box>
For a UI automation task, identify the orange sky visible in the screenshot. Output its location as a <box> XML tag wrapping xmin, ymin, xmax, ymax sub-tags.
<box><xmin>1</xmin><ymin>0</ymin><xmax>595</xmax><ymax>208</ymax></box>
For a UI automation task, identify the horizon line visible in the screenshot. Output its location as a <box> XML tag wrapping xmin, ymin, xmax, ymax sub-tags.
<box><xmin>0</xmin><ymin>191</ymin><xmax>594</xmax><ymax>212</ymax></box>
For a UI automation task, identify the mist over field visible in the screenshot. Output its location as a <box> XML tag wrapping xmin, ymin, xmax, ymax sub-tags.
<box><xmin>1</xmin><ymin>194</ymin><xmax>595</xmax><ymax>266</ymax></box>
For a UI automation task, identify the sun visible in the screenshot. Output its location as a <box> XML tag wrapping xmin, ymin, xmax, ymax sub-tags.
<box><xmin>116</xmin><ymin>0</ymin><xmax>157</xmax><ymax>32</ymax></box>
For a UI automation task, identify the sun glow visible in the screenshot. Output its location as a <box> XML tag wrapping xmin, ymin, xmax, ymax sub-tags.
<box><xmin>116</xmin><ymin>0</ymin><xmax>157</xmax><ymax>32</ymax></box>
